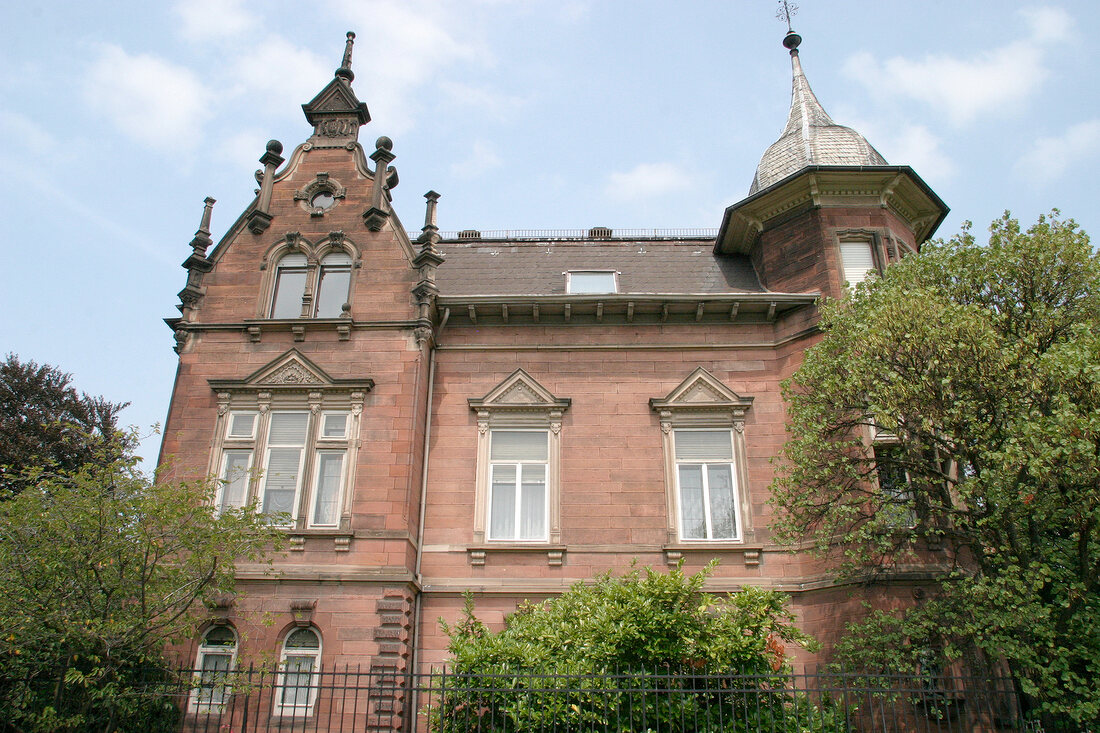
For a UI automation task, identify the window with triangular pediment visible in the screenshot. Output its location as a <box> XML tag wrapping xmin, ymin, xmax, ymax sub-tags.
<box><xmin>468</xmin><ymin>370</ymin><xmax>571</xmax><ymax>545</ymax></box>
<box><xmin>650</xmin><ymin>368</ymin><xmax>754</xmax><ymax>545</ymax></box>
<box><xmin>206</xmin><ymin>351</ymin><xmax>372</xmax><ymax>533</ymax></box>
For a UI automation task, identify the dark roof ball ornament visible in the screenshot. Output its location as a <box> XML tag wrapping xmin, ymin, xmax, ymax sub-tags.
<box><xmin>375</xmin><ymin>136</ymin><xmax>393</xmax><ymax>152</ymax></box>
<box><xmin>266</xmin><ymin>139</ymin><xmax>284</xmax><ymax>155</ymax></box>
<box><xmin>783</xmin><ymin>30</ymin><xmax>802</xmax><ymax>52</ymax></box>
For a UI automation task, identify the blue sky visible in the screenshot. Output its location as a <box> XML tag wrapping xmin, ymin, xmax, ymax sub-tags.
<box><xmin>1</xmin><ymin>1</ymin><xmax>1097</xmax><ymax>462</ymax></box>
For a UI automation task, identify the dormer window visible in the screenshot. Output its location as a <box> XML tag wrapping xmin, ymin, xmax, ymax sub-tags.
<box><xmin>271</xmin><ymin>254</ymin><xmax>309</xmax><ymax>318</ymax></box>
<box><xmin>566</xmin><ymin>270</ymin><xmax>617</xmax><ymax>294</ymax></box>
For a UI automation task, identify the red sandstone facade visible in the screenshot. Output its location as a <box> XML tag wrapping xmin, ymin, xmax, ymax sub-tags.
<box><xmin>159</xmin><ymin>30</ymin><xmax>948</xmax><ymax>726</ymax></box>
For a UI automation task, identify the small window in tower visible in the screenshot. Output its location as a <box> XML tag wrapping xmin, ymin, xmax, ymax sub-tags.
<box><xmin>566</xmin><ymin>271</ymin><xmax>617</xmax><ymax>294</ymax></box>
<box><xmin>839</xmin><ymin>240</ymin><xmax>876</xmax><ymax>289</ymax></box>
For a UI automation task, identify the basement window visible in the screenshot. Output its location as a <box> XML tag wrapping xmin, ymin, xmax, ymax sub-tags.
<box><xmin>566</xmin><ymin>271</ymin><xmax>617</xmax><ymax>294</ymax></box>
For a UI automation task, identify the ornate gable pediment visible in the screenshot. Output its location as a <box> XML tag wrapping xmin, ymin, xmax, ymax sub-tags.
<box><xmin>208</xmin><ymin>349</ymin><xmax>373</xmax><ymax>395</ymax></box>
<box><xmin>650</xmin><ymin>368</ymin><xmax>753</xmax><ymax>426</ymax></box>
<box><xmin>469</xmin><ymin>369</ymin><xmax>571</xmax><ymax>414</ymax></box>
<box><xmin>302</xmin><ymin>78</ymin><xmax>370</xmax><ymax>126</ymax></box>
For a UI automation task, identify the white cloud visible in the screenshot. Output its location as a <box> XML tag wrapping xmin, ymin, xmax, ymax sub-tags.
<box><xmin>0</xmin><ymin>111</ymin><xmax>57</xmax><ymax>154</ymax></box>
<box><xmin>333</xmin><ymin>0</ymin><xmax>484</xmax><ymax>130</ymax></box>
<box><xmin>216</xmin><ymin>130</ymin><xmax>271</xmax><ymax>184</ymax></box>
<box><xmin>843</xmin><ymin>7</ymin><xmax>1071</xmax><ymax>125</ymax></box>
<box><xmin>1020</xmin><ymin>6</ymin><xmax>1072</xmax><ymax>43</ymax></box>
<box><xmin>1015</xmin><ymin>119</ymin><xmax>1100</xmax><ymax>183</ymax></box>
<box><xmin>83</xmin><ymin>46</ymin><xmax>212</xmax><ymax>150</ymax></box>
<box><xmin>173</xmin><ymin>0</ymin><xmax>256</xmax><ymax>41</ymax></box>
<box><xmin>230</xmin><ymin>36</ymin><xmax>331</xmax><ymax>117</ymax></box>
<box><xmin>851</xmin><ymin>115</ymin><xmax>955</xmax><ymax>181</ymax></box>
<box><xmin>439</xmin><ymin>81</ymin><xmax>527</xmax><ymax>121</ymax></box>
<box><xmin>449</xmin><ymin>139</ymin><xmax>503</xmax><ymax>179</ymax></box>
<box><xmin>604</xmin><ymin>162</ymin><xmax>692</xmax><ymax>201</ymax></box>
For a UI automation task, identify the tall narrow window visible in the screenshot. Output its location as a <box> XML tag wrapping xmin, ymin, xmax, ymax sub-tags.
<box><xmin>314</xmin><ymin>252</ymin><xmax>352</xmax><ymax>317</ymax></box>
<box><xmin>674</xmin><ymin>430</ymin><xmax>739</xmax><ymax>541</ymax></box>
<box><xmin>271</xmin><ymin>254</ymin><xmax>309</xmax><ymax>318</ymax></box>
<box><xmin>839</xmin><ymin>240</ymin><xmax>876</xmax><ymax>289</ymax></box>
<box><xmin>191</xmin><ymin>626</ymin><xmax>237</xmax><ymax>712</ymax></box>
<box><xmin>260</xmin><ymin>411</ymin><xmax>309</xmax><ymax>522</ymax></box>
<box><xmin>488</xmin><ymin>430</ymin><xmax>548</xmax><ymax>541</ymax></box>
<box><xmin>874</xmin><ymin>444</ymin><xmax>916</xmax><ymax>527</ymax></box>
<box><xmin>276</xmin><ymin>628</ymin><xmax>322</xmax><ymax>716</ymax></box>
<box><xmin>218</xmin><ymin>450</ymin><xmax>252</xmax><ymax>512</ymax></box>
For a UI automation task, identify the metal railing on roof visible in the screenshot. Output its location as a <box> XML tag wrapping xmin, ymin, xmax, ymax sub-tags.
<box><xmin>438</xmin><ymin>227</ymin><xmax>719</xmax><ymax>241</ymax></box>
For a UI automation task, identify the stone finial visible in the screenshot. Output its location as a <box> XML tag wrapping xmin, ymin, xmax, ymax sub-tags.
<box><xmin>364</xmin><ymin>138</ymin><xmax>396</xmax><ymax>231</ymax></box>
<box><xmin>249</xmin><ymin>140</ymin><xmax>284</xmax><ymax>234</ymax></box>
<box><xmin>190</xmin><ymin>197</ymin><xmax>215</xmax><ymax>255</ymax></box>
<box><xmin>422</xmin><ymin>191</ymin><xmax>441</xmax><ymax>233</ymax></box>
<box><xmin>336</xmin><ymin>31</ymin><xmax>356</xmax><ymax>81</ymax></box>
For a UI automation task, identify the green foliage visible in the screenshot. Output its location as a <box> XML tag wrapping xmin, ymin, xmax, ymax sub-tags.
<box><xmin>771</xmin><ymin>212</ymin><xmax>1100</xmax><ymax>724</ymax></box>
<box><xmin>0</xmin><ymin>354</ymin><xmax>128</xmax><ymax>498</ymax></box>
<box><xmin>434</xmin><ymin>562</ymin><xmax>841</xmax><ymax>732</ymax></box>
<box><xmin>0</xmin><ymin>437</ymin><xmax>283</xmax><ymax>732</ymax></box>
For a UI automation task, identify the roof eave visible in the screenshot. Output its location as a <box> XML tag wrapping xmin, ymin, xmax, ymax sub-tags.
<box><xmin>715</xmin><ymin>165</ymin><xmax>949</xmax><ymax>256</ymax></box>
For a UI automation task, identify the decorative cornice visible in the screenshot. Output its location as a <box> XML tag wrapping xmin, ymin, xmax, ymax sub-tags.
<box><xmin>716</xmin><ymin>166</ymin><xmax>949</xmax><ymax>255</ymax></box>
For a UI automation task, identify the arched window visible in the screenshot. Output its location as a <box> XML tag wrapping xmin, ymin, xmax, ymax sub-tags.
<box><xmin>276</xmin><ymin>627</ymin><xmax>322</xmax><ymax>716</ymax></box>
<box><xmin>191</xmin><ymin>625</ymin><xmax>237</xmax><ymax>711</ymax></box>
<box><xmin>314</xmin><ymin>252</ymin><xmax>352</xmax><ymax>318</ymax></box>
<box><xmin>270</xmin><ymin>253</ymin><xmax>308</xmax><ymax>318</ymax></box>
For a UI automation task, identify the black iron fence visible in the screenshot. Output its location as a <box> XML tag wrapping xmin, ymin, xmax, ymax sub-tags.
<box><xmin>4</xmin><ymin>666</ymin><xmax>1057</xmax><ymax>733</ymax></box>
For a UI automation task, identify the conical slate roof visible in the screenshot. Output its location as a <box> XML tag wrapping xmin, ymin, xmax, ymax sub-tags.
<box><xmin>749</xmin><ymin>32</ymin><xmax>887</xmax><ymax>194</ymax></box>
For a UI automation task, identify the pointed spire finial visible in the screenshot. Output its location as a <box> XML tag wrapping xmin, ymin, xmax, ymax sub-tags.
<box><xmin>776</xmin><ymin>1</ymin><xmax>801</xmax><ymax>53</ymax></box>
<box><xmin>336</xmin><ymin>31</ymin><xmax>356</xmax><ymax>82</ymax></box>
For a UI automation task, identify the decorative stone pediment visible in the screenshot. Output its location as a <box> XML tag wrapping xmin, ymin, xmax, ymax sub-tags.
<box><xmin>208</xmin><ymin>349</ymin><xmax>373</xmax><ymax>395</ymax></box>
<box><xmin>650</xmin><ymin>368</ymin><xmax>753</xmax><ymax>428</ymax></box>
<box><xmin>468</xmin><ymin>369</ymin><xmax>571</xmax><ymax>413</ymax></box>
<box><xmin>302</xmin><ymin>78</ymin><xmax>370</xmax><ymax>146</ymax></box>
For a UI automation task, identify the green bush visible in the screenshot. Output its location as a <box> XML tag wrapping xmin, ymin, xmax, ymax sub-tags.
<box><xmin>433</xmin><ymin>562</ymin><xmax>844</xmax><ymax>732</ymax></box>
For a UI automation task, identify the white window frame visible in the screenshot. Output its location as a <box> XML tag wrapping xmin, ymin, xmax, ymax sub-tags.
<box><xmin>190</xmin><ymin>626</ymin><xmax>238</xmax><ymax>713</ymax></box>
<box><xmin>216</xmin><ymin>449</ymin><xmax>254</xmax><ymax>513</ymax></box>
<box><xmin>651</xmin><ymin>368</ymin><xmax>755</xmax><ymax>546</ymax></box>
<box><xmin>486</xmin><ymin>430</ymin><xmax>550</xmax><ymax>542</ymax></box>
<box><xmin>672</xmin><ymin>429</ymin><xmax>741</xmax><ymax>542</ymax></box>
<box><xmin>565</xmin><ymin>270</ymin><xmax>618</xmax><ymax>294</ymax></box>
<box><xmin>469</xmin><ymin>369</ymin><xmax>570</xmax><ymax>545</ymax></box>
<box><xmin>210</xmin><ymin>388</ymin><xmax>364</xmax><ymax>532</ymax></box>
<box><xmin>274</xmin><ymin>627</ymin><xmax>322</xmax><ymax>717</ymax></box>
<box><xmin>259</xmin><ymin>411</ymin><xmax>310</xmax><ymax>525</ymax></box>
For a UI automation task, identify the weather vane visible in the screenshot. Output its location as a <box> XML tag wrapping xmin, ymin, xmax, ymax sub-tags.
<box><xmin>776</xmin><ymin>0</ymin><xmax>798</xmax><ymax>32</ymax></box>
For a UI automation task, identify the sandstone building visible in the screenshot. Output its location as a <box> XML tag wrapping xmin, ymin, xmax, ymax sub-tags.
<box><xmin>160</xmin><ymin>27</ymin><xmax>947</xmax><ymax>721</ymax></box>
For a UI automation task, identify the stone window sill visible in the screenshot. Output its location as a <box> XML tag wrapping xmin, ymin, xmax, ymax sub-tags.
<box><xmin>286</xmin><ymin>528</ymin><xmax>355</xmax><ymax>552</ymax></box>
<box><xmin>467</xmin><ymin>544</ymin><xmax>566</xmax><ymax>567</ymax></box>
<box><xmin>663</xmin><ymin>543</ymin><xmax>763</xmax><ymax>568</ymax></box>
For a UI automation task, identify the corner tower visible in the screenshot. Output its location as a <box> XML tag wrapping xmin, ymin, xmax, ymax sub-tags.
<box><xmin>716</xmin><ymin>30</ymin><xmax>948</xmax><ymax>299</ymax></box>
<box><xmin>160</xmin><ymin>33</ymin><xmax>442</xmax><ymax>717</ymax></box>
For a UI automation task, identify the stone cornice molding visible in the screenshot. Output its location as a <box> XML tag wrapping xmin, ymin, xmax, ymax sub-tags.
<box><xmin>716</xmin><ymin>166</ymin><xmax>949</xmax><ymax>255</ymax></box>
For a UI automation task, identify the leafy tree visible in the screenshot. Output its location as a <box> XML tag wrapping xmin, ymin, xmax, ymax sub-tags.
<box><xmin>770</xmin><ymin>212</ymin><xmax>1100</xmax><ymax>724</ymax></box>
<box><xmin>0</xmin><ymin>438</ymin><xmax>283</xmax><ymax>732</ymax></box>
<box><xmin>0</xmin><ymin>354</ymin><xmax>128</xmax><ymax>498</ymax></box>
<box><xmin>435</xmin><ymin>563</ymin><xmax>839</xmax><ymax>732</ymax></box>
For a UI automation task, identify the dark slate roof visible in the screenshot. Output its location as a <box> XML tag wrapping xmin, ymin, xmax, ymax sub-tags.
<box><xmin>435</xmin><ymin>239</ymin><xmax>764</xmax><ymax>296</ymax></box>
